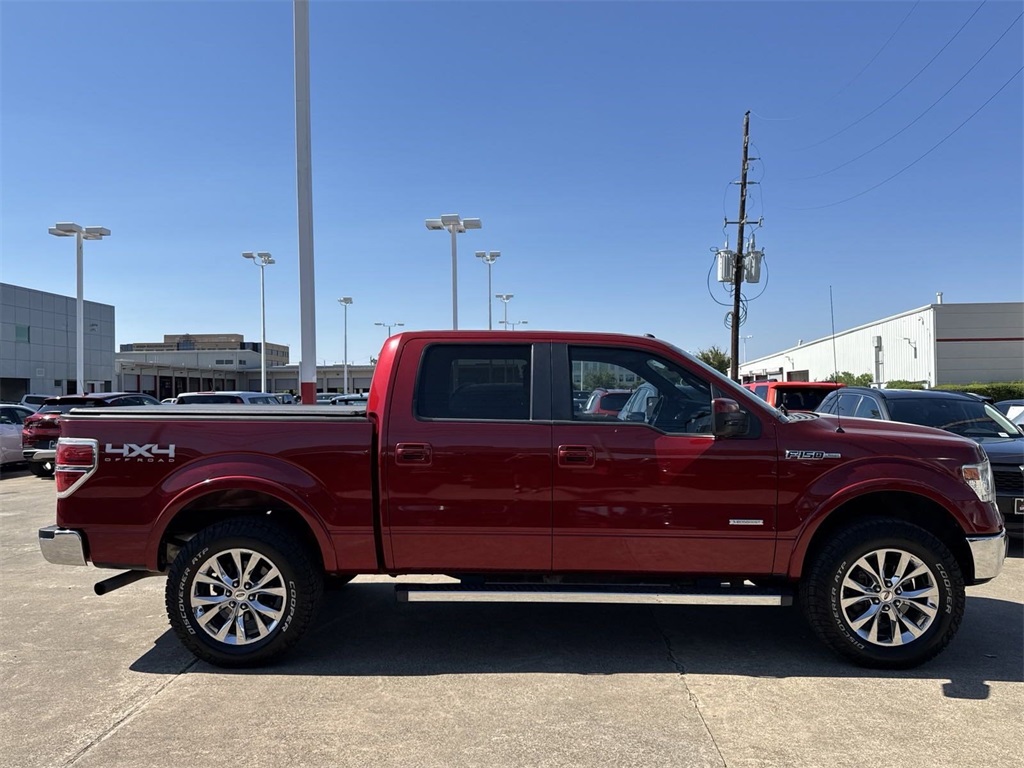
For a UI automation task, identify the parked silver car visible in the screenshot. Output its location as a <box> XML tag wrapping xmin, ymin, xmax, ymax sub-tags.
<box><xmin>1</xmin><ymin>404</ymin><xmax>35</xmax><ymax>469</ymax></box>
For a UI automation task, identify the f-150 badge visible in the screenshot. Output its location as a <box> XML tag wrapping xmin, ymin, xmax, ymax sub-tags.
<box><xmin>785</xmin><ymin>450</ymin><xmax>841</xmax><ymax>460</ymax></box>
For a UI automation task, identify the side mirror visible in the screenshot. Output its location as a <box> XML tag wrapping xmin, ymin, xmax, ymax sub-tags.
<box><xmin>625</xmin><ymin>411</ymin><xmax>646</xmax><ymax>422</ymax></box>
<box><xmin>713</xmin><ymin>398</ymin><xmax>748</xmax><ymax>438</ymax></box>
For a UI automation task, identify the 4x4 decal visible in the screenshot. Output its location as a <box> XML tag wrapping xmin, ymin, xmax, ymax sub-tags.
<box><xmin>104</xmin><ymin>443</ymin><xmax>176</xmax><ymax>462</ymax></box>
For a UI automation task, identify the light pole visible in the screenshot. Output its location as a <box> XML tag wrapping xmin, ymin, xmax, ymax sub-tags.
<box><xmin>475</xmin><ymin>251</ymin><xmax>500</xmax><ymax>329</ymax></box>
<box><xmin>49</xmin><ymin>222</ymin><xmax>109</xmax><ymax>394</ymax></box>
<box><xmin>499</xmin><ymin>320</ymin><xmax>528</xmax><ymax>330</ymax></box>
<box><xmin>425</xmin><ymin>213</ymin><xmax>481</xmax><ymax>330</ymax></box>
<box><xmin>242</xmin><ymin>251</ymin><xmax>275</xmax><ymax>393</ymax></box>
<box><xmin>375</xmin><ymin>321</ymin><xmax>404</xmax><ymax>337</ymax></box>
<box><xmin>495</xmin><ymin>293</ymin><xmax>514</xmax><ymax>330</ymax></box>
<box><xmin>741</xmin><ymin>335</ymin><xmax>753</xmax><ymax>364</ymax></box>
<box><xmin>338</xmin><ymin>297</ymin><xmax>352</xmax><ymax>394</ymax></box>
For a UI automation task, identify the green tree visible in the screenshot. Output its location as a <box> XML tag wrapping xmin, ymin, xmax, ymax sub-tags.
<box><xmin>826</xmin><ymin>371</ymin><xmax>873</xmax><ymax>386</ymax></box>
<box><xmin>884</xmin><ymin>380</ymin><xmax>926</xmax><ymax>390</ymax></box>
<box><xmin>582</xmin><ymin>371</ymin><xmax>619</xmax><ymax>391</ymax></box>
<box><xmin>696</xmin><ymin>346</ymin><xmax>731</xmax><ymax>375</ymax></box>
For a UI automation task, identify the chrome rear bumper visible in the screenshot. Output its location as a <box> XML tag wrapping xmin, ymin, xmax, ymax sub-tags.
<box><xmin>38</xmin><ymin>526</ymin><xmax>87</xmax><ymax>566</ymax></box>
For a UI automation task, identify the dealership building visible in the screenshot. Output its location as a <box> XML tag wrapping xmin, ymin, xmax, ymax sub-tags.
<box><xmin>739</xmin><ymin>300</ymin><xmax>1024</xmax><ymax>387</ymax></box>
<box><xmin>0</xmin><ymin>283</ymin><xmax>116</xmax><ymax>400</ymax></box>
<box><xmin>1</xmin><ymin>283</ymin><xmax>374</xmax><ymax>401</ymax></box>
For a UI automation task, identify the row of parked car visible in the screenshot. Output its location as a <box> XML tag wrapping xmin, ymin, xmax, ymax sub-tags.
<box><xmin>2</xmin><ymin>390</ymin><xmax>370</xmax><ymax>477</ymax></box>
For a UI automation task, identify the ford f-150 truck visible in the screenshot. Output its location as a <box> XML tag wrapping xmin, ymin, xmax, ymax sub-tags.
<box><xmin>38</xmin><ymin>331</ymin><xmax>1006</xmax><ymax>669</ymax></box>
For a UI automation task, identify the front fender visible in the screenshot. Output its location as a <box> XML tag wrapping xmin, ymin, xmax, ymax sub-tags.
<box><xmin>143</xmin><ymin>454</ymin><xmax>339</xmax><ymax>572</ymax></box>
<box><xmin>780</xmin><ymin>456</ymin><xmax>992</xmax><ymax>579</ymax></box>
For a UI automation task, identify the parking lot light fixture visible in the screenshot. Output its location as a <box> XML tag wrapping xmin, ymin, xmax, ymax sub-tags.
<box><xmin>495</xmin><ymin>293</ymin><xmax>514</xmax><ymax>330</ymax></box>
<box><xmin>475</xmin><ymin>251</ymin><xmax>501</xmax><ymax>329</ymax></box>
<box><xmin>338</xmin><ymin>297</ymin><xmax>353</xmax><ymax>394</ymax></box>
<box><xmin>499</xmin><ymin>319</ymin><xmax>528</xmax><ymax>330</ymax></box>
<box><xmin>426</xmin><ymin>213</ymin><xmax>482</xmax><ymax>330</ymax></box>
<box><xmin>242</xmin><ymin>251</ymin><xmax>275</xmax><ymax>393</ymax></box>
<box><xmin>375</xmin><ymin>321</ymin><xmax>404</xmax><ymax>337</ymax></box>
<box><xmin>49</xmin><ymin>222</ymin><xmax>109</xmax><ymax>394</ymax></box>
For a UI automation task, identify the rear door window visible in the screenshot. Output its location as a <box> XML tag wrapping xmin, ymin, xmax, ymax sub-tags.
<box><xmin>416</xmin><ymin>344</ymin><xmax>532</xmax><ymax>421</ymax></box>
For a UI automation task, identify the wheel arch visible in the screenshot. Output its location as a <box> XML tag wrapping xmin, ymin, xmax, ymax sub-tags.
<box><xmin>789</xmin><ymin>491</ymin><xmax>975</xmax><ymax>584</ymax></box>
<box><xmin>149</xmin><ymin>479</ymin><xmax>336</xmax><ymax>574</ymax></box>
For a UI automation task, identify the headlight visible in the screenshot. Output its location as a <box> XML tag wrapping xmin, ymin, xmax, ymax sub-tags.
<box><xmin>962</xmin><ymin>459</ymin><xmax>995</xmax><ymax>504</ymax></box>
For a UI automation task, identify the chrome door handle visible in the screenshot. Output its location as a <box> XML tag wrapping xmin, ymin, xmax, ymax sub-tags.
<box><xmin>558</xmin><ymin>445</ymin><xmax>595</xmax><ymax>467</ymax></box>
<box><xmin>396</xmin><ymin>443</ymin><xmax>432</xmax><ymax>464</ymax></box>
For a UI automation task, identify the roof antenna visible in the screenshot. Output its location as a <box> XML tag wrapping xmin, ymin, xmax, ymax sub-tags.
<box><xmin>830</xmin><ymin>285</ymin><xmax>845</xmax><ymax>434</ymax></box>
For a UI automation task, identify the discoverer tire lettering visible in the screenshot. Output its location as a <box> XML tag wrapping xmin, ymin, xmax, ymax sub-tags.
<box><xmin>165</xmin><ymin>518</ymin><xmax>323</xmax><ymax>667</ymax></box>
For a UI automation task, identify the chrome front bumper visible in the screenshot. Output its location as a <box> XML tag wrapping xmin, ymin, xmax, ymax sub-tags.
<box><xmin>38</xmin><ymin>526</ymin><xmax>87</xmax><ymax>566</ymax></box>
<box><xmin>967</xmin><ymin>530</ymin><xmax>1007</xmax><ymax>582</ymax></box>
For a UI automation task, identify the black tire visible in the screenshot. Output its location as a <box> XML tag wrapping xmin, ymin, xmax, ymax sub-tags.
<box><xmin>166</xmin><ymin>517</ymin><xmax>323</xmax><ymax>668</ymax></box>
<box><xmin>800</xmin><ymin>519</ymin><xmax>964</xmax><ymax>669</ymax></box>
<box><xmin>28</xmin><ymin>461</ymin><xmax>53</xmax><ymax>478</ymax></box>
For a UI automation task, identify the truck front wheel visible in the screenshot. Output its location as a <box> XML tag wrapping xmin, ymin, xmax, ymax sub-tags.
<box><xmin>165</xmin><ymin>518</ymin><xmax>323</xmax><ymax>667</ymax></box>
<box><xmin>800</xmin><ymin>519</ymin><xmax>965</xmax><ymax>669</ymax></box>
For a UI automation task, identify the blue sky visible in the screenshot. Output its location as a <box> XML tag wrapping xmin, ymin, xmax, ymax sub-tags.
<box><xmin>2</xmin><ymin>0</ymin><xmax>1021</xmax><ymax>367</ymax></box>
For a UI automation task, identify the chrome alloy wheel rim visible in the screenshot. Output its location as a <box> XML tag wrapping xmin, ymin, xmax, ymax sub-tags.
<box><xmin>190</xmin><ymin>548</ymin><xmax>288</xmax><ymax>645</ymax></box>
<box><xmin>840</xmin><ymin>548</ymin><xmax>940</xmax><ymax>647</ymax></box>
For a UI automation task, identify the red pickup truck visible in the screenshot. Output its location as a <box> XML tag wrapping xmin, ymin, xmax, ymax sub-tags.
<box><xmin>38</xmin><ymin>331</ymin><xmax>1006</xmax><ymax>669</ymax></box>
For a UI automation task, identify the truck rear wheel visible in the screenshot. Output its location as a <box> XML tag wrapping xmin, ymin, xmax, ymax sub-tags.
<box><xmin>800</xmin><ymin>519</ymin><xmax>964</xmax><ymax>669</ymax></box>
<box><xmin>166</xmin><ymin>518</ymin><xmax>323</xmax><ymax>667</ymax></box>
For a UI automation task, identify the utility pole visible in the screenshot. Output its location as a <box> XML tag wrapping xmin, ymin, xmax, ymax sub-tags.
<box><xmin>726</xmin><ymin>111</ymin><xmax>757</xmax><ymax>382</ymax></box>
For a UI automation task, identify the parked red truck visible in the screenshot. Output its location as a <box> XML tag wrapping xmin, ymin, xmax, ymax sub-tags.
<box><xmin>39</xmin><ymin>331</ymin><xmax>1006</xmax><ymax>669</ymax></box>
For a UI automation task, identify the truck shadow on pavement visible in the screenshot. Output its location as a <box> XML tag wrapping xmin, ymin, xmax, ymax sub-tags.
<box><xmin>131</xmin><ymin>584</ymin><xmax>1022</xmax><ymax>699</ymax></box>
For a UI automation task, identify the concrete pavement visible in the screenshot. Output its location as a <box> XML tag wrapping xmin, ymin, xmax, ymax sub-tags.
<box><xmin>2</xmin><ymin>469</ymin><xmax>1021</xmax><ymax>768</ymax></box>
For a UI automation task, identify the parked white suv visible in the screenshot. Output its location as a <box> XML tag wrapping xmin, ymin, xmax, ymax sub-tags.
<box><xmin>19</xmin><ymin>394</ymin><xmax>51</xmax><ymax>411</ymax></box>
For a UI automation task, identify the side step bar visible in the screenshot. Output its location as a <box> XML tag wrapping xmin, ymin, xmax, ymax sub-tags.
<box><xmin>396</xmin><ymin>583</ymin><xmax>793</xmax><ymax>606</ymax></box>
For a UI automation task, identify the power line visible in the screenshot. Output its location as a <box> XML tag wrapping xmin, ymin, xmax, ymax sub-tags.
<box><xmin>796</xmin><ymin>1</ymin><xmax>987</xmax><ymax>150</ymax></box>
<box><xmin>750</xmin><ymin>1</ymin><xmax>921</xmax><ymax>123</ymax></box>
<box><xmin>831</xmin><ymin>1</ymin><xmax>922</xmax><ymax>100</ymax></box>
<box><xmin>790</xmin><ymin>65</ymin><xmax>1023</xmax><ymax>210</ymax></box>
<box><xmin>794</xmin><ymin>11</ymin><xmax>1022</xmax><ymax>180</ymax></box>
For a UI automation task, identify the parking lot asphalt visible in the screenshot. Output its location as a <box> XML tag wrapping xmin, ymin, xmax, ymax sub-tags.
<box><xmin>2</xmin><ymin>468</ymin><xmax>1022</xmax><ymax>768</ymax></box>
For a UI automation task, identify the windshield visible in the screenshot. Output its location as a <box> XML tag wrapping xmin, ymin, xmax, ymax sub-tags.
<box><xmin>38</xmin><ymin>402</ymin><xmax>99</xmax><ymax>414</ymax></box>
<box><xmin>886</xmin><ymin>397</ymin><xmax>1022</xmax><ymax>439</ymax></box>
<box><xmin>666</xmin><ymin>341</ymin><xmax>788</xmax><ymax>422</ymax></box>
<box><xmin>776</xmin><ymin>387</ymin><xmax>835</xmax><ymax>412</ymax></box>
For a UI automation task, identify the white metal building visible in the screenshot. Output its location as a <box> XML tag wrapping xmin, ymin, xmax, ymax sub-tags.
<box><xmin>739</xmin><ymin>301</ymin><xmax>1024</xmax><ymax>387</ymax></box>
<box><xmin>0</xmin><ymin>283</ymin><xmax>116</xmax><ymax>399</ymax></box>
